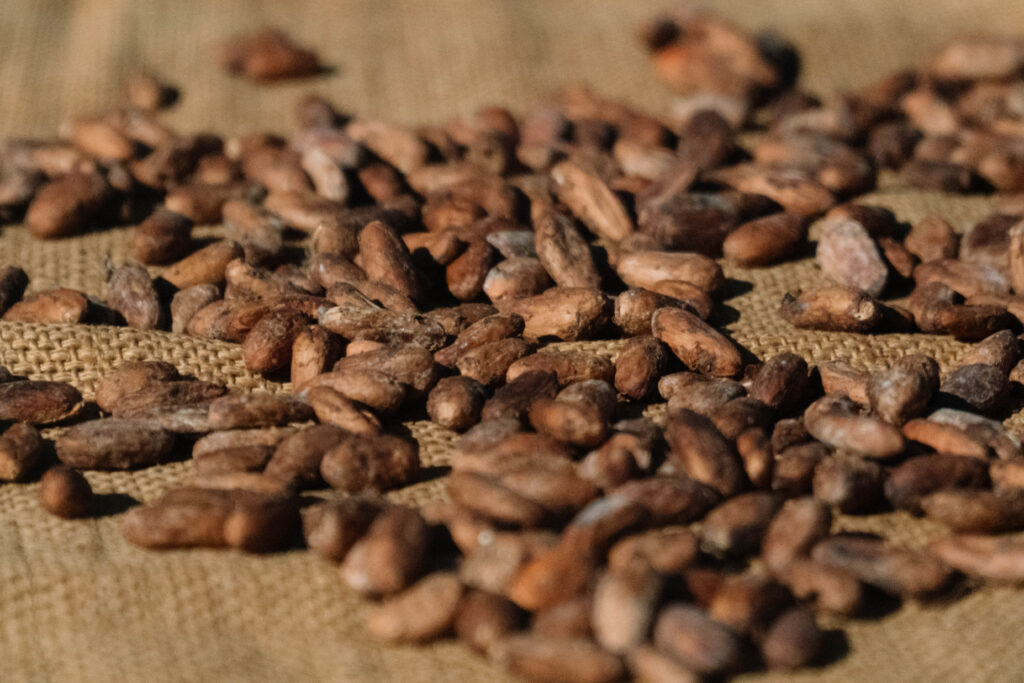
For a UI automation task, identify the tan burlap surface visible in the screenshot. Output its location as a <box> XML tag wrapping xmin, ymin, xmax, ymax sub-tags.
<box><xmin>2</xmin><ymin>1</ymin><xmax>1024</xmax><ymax>681</ymax></box>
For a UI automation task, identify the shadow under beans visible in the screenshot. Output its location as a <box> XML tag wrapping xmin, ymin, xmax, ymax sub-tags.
<box><xmin>1004</xmin><ymin>389</ymin><xmax>1024</xmax><ymax>415</ymax></box>
<box><xmin>261</xmin><ymin>366</ymin><xmax>294</xmax><ymax>385</ymax></box>
<box><xmin>66</xmin><ymin>401</ymin><xmax>103</xmax><ymax>425</ymax></box>
<box><xmin>717</xmin><ymin>276</ymin><xmax>754</xmax><ymax>303</ymax></box>
<box><xmin>879</xmin><ymin>274</ymin><xmax>916</xmax><ymax>301</ymax></box>
<box><xmin>151</xmin><ymin>277</ymin><xmax>180</xmax><ymax>306</ymax></box>
<box><xmin>407</xmin><ymin>464</ymin><xmax>450</xmax><ymax>487</ymax></box>
<box><xmin>855</xmin><ymin>585</ymin><xmax>904</xmax><ymax>621</ymax></box>
<box><xmin>185</xmin><ymin>235</ymin><xmax>221</xmax><ymax>252</ymax></box>
<box><xmin>813</xmin><ymin>628</ymin><xmax>852</xmax><ymax>668</ymax></box>
<box><xmin>274</xmin><ymin>244</ymin><xmax>308</xmax><ymax>266</ymax></box>
<box><xmin>797</xmin><ymin>238</ymin><xmax>819</xmax><ymax>261</ymax></box>
<box><xmin>385</xmin><ymin>405</ymin><xmax>437</xmax><ymax>434</ymax></box>
<box><xmin>87</xmin><ymin>492</ymin><xmax>139</xmax><ymax>518</ymax></box>
<box><xmin>292</xmin><ymin>65</ymin><xmax>341</xmax><ymax>81</ymax></box>
<box><xmin>728</xmin><ymin>625</ymin><xmax>850</xmax><ymax>677</ymax></box>
<box><xmin>614</xmin><ymin>400</ymin><xmax>656</xmax><ymax>423</ymax></box>
<box><xmin>296</xmin><ymin>493</ymin><xmax>330</xmax><ymax>510</ymax></box>
<box><xmin>383</xmin><ymin>420</ymin><xmax>421</xmax><ymax>441</ymax></box>
<box><xmin>239</xmin><ymin>64</ymin><xmax>340</xmax><ymax>85</ymax></box>
<box><xmin>708</xmin><ymin>302</ymin><xmax>742</xmax><ymax>328</ymax></box>
<box><xmin>920</xmin><ymin>573</ymin><xmax>974</xmax><ymax>609</ymax></box>
<box><xmin>424</xmin><ymin>545</ymin><xmax>461</xmax><ymax>574</ymax></box>
<box><xmin>28</xmin><ymin>438</ymin><xmax>61</xmax><ymax>475</ymax></box>
<box><xmin>723</xmin><ymin>327</ymin><xmax>762</xmax><ymax>369</ymax></box>
<box><xmin>159</xmin><ymin>86</ymin><xmax>181</xmax><ymax>109</ymax></box>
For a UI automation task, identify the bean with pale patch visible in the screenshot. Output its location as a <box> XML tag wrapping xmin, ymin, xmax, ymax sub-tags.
<box><xmin>780</xmin><ymin>287</ymin><xmax>881</xmax><ymax>333</ymax></box>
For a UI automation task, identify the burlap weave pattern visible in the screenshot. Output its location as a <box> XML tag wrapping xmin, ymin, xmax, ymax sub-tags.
<box><xmin>2</xmin><ymin>1</ymin><xmax>1024</xmax><ymax>681</ymax></box>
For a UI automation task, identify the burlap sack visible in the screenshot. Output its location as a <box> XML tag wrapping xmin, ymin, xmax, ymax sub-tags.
<box><xmin>1</xmin><ymin>1</ymin><xmax>1023</xmax><ymax>680</ymax></box>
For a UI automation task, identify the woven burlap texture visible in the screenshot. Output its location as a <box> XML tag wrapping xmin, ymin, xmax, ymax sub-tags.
<box><xmin>2</xmin><ymin>1</ymin><xmax>1024</xmax><ymax>681</ymax></box>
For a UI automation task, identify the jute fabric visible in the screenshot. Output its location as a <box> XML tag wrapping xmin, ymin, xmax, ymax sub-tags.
<box><xmin>1</xmin><ymin>1</ymin><xmax>1022</xmax><ymax>681</ymax></box>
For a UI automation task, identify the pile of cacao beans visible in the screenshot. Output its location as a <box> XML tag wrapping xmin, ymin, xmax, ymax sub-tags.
<box><xmin>4</xmin><ymin>11</ymin><xmax>1024</xmax><ymax>682</ymax></box>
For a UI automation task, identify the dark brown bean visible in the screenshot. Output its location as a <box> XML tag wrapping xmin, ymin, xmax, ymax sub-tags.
<box><xmin>940</xmin><ymin>363</ymin><xmax>1009</xmax><ymax>415</ymax></box>
<box><xmin>772</xmin><ymin>443</ymin><xmax>828</xmax><ymax>498</ymax></box>
<box><xmin>816</xmin><ymin>361</ymin><xmax>869</xmax><ymax>405</ymax></box>
<box><xmin>607</xmin><ymin>527</ymin><xmax>697</xmax><ymax>576</ymax></box>
<box><xmin>0</xmin><ymin>266</ymin><xmax>29</xmax><ymax>317</ymax></box>
<box><xmin>447</xmin><ymin>239</ymin><xmax>495</xmax><ymax>302</ymax></box>
<box><xmin>614</xmin><ymin>287</ymin><xmax>712</xmax><ymax>336</ymax></box>
<box><xmin>958</xmin><ymin>330</ymin><xmax>1019</xmax><ymax>374</ymax></box>
<box><xmin>0</xmin><ymin>380</ymin><xmax>83</xmax><ymax>424</ymax></box>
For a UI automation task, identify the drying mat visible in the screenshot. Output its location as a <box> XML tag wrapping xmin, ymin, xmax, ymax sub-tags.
<box><xmin>2</xmin><ymin>1</ymin><xmax>1024</xmax><ymax>681</ymax></box>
